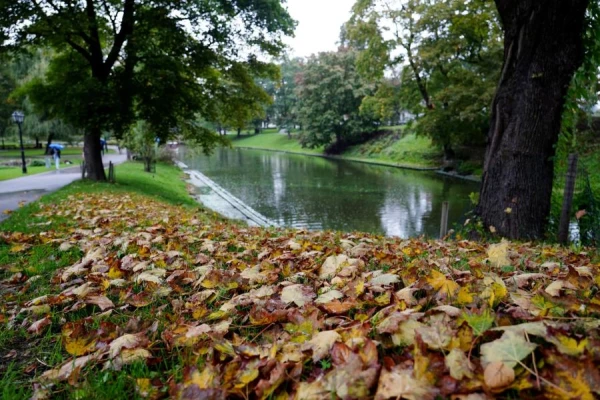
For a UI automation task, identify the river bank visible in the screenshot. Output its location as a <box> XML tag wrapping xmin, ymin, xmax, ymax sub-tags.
<box><xmin>1</xmin><ymin>161</ymin><xmax>598</xmax><ymax>399</ymax></box>
<box><xmin>229</xmin><ymin>130</ymin><xmax>482</xmax><ymax>182</ymax></box>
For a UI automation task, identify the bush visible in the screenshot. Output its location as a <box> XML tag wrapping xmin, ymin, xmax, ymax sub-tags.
<box><xmin>157</xmin><ymin>147</ymin><xmax>175</xmax><ymax>163</ymax></box>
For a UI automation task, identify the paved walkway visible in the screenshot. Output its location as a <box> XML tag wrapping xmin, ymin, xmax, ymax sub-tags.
<box><xmin>0</xmin><ymin>152</ymin><xmax>127</xmax><ymax>221</ymax></box>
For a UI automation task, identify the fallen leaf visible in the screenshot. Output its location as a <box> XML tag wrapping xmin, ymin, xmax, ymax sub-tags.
<box><xmin>315</xmin><ymin>289</ymin><xmax>344</xmax><ymax>304</ymax></box>
<box><xmin>28</xmin><ymin>316</ymin><xmax>51</xmax><ymax>335</ymax></box>
<box><xmin>302</xmin><ymin>330</ymin><xmax>341</xmax><ymax>362</ymax></box>
<box><xmin>487</xmin><ymin>239</ymin><xmax>510</xmax><ymax>268</ymax></box>
<box><xmin>445</xmin><ymin>348</ymin><xmax>474</xmax><ymax>380</ymax></box>
<box><xmin>375</xmin><ymin>366</ymin><xmax>438</xmax><ymax>400</ymax></box>
<box><xmin>280</xmin><ymin>284</ymin><xmax>315</xmax><ymax>307</ymax></box>
<box><xmin>371</xmin><ymin>273</ymin><xmax>400</xmax><ymax>286</ymax></box>
<box><xmin>480</xmin><ymin>330</ymin><xmax>537</xmax><ymax>368</ymax></box>
<box><xmin>484</xmin><ymin>361</ymin><xmax>515</xmax><ymax>389</ymax></box>
<box><xmin>427</xmin><ymin>270</ymin><xmax>459</xmax><ymax>296</ymax></box>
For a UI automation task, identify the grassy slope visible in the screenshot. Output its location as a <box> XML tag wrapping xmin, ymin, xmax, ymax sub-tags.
<box><xmin>230</xmin><ymin>129</ymin><xmax>324</xmax><ymax>155</ymax></box>
<box><xmin>0</xmin><ymin>161</ymin><xmax>208</xmax><ymax>398</ymax></box>
<box><xmin>0</xmin><ymin>162</ymin><xmax>200</xmax><ymax>233</ymax></box>
<box><xmin>344</xmin><ymin>130</ymin><xmax>442</xmax><ymax>168</ymax></box>
<box><xmin>1</xmin><ymin>161</ymin><xmax>599</xmax><ymax>399</ymax></box>
<box><xmin>230</xmin><ymin>128</ymin><xmax>442</xmax><ymax>169</ymax></box>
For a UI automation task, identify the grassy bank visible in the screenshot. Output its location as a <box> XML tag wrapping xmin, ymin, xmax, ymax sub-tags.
<box><xmin>230</xmin><ymin>128</ymin><xmax>442</xmax><ymax>169</ymax></box>
<box><xmin>230</xmin><ymin>129</ymin><xmax>324</xmax><ymax>155</ymax></box>
<box><xmin>0</xmin><ymin>147</ymin><xmax>85</xmax><ymax>158</ymax></box>
<box><xmin>1</xmin><ymin>160</ymin><xmax>599</xmax><ymax>399</ymax></box>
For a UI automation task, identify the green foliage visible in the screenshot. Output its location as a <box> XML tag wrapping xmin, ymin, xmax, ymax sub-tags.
<box><xmin>123</xmin><ymin>120</ymin><xmax>157</xmax><ymax>172</ymax></box>
<box><xmin>272</xmin><ymin>57</ymin><xmax>304</xmax><ymax>130</ymax></box>
<box><xmin>295</xmin><ymin>49</ymin><xmax>379</xmax><ymax>153</ymax></box>
<box><xmin>0</xmin><ymin>0</ymin><xmax>296</xmax><ymax>155</ymax></box>
<box><xmin>348</xmin><ymin>0</ymin><xmax>503</xmax><ymax>152</ymax></box>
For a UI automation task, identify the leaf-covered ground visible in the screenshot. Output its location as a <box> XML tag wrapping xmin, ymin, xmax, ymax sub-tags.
<box><xmin>1</xmin><ymin>192</ymin><xmax>600</xmax><ymax>399</ymax></box>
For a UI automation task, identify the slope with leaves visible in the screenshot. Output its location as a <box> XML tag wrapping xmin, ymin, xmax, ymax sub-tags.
<box><xmin>1</xmin><ymin>189</ymin><xmax>600</xmax><ymax>399</ymax></box>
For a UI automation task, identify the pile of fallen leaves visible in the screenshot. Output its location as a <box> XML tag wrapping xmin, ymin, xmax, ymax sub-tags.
<box><xmin>1</xmin><ymin>192</ymin><xmax>600</xmax><ymax>399</ymax></box>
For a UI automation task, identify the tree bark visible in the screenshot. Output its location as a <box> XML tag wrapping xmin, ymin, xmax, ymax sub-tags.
<box><xmin>477</xmin><ymin>0</ymin><xmax>589</xmax><ymax>239</ymax></box>
<box><xmin>84</xmin><ymin>127</ymin><xmax>106</xmax><ymax>181</ymax></box>
<box><xmin>45</xmin><ymin>132</ymin><xmax>54</xmax><ymax>155</ymax></box>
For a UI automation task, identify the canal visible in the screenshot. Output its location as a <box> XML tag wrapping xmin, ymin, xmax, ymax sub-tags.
<box><xmin>183</xmin><ymin>147</ymin><xmax>479</xmax><ymax>238</ymax></box>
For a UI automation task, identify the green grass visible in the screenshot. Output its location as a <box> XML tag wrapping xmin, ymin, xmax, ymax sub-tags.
<box><xmin>0</xmin><ymin>161</ymin><xmax>199</xmax><ymax>233</ymax></box>
<box><xmin>0</xmin><ymin>161</ymin><xmax>206</xmax><ymax>398</ymax></box>
<box><xmin>0</xmin><ymin>165</ymin><xmax>54</xmax><ymax>181</ymax></box>
<box><xmin>0</xmin><ymin>160</ymin><xmax>216</xmax><ymax>399</ymax></box>
<box><xmin>0</xmin><ymin>147</ymin><xmax>84</xmax><ymax>158</ymax></box>
<box><xmin>343</xmin><ymin>132</ymin><xmax>442</xmax><ymax>168</ymax></box>
<box><xmin>230</xmin><ymin>130</ymin><xmax>324</xmax><ymax>155</ymax></box>
<box><xmin>230</xmin><ymin>128</ymin><xmax>442</xmax><ymax>169</ymax></box>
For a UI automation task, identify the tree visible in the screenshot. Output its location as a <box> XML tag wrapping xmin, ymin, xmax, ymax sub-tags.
<box><xmin>0</xmin><ymin>59</ymin><xmax>15</xmax><ymax>149</ymax></box>
<box><xmin>476</xmin><ymin>0</ymin><xmax>593</xmax><ymax>239</ymax></box>
<box><xmin>295</xmin><ymin>49</ymin><xmax>379</xmax><ymax>153</ymax></box>
<box><xmin>348</xmin><ymin>0</ymin><xmax>503</xmax><ymax>158</ymax></box>
<box><xmin>213</xmin><ymin>67</ymin><xmax>275</xmax><ymax>137</ymax></box>
<box><xmin>273</xmin><ymin>57</ymin><xmax>304</xmax><ymax>136</ymax></box>
<box><xmin>1</xmin><ymin>1</ymin><xmax>295</xmax><ymax>180</ymax></box>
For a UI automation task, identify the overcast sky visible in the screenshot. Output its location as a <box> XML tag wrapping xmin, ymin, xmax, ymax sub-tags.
<box><xmin>283</xmin><ymin>0</ymin><xmax>355</xmax><ymax>58</ymax></box>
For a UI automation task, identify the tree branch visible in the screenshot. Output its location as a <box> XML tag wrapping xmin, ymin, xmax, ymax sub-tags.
<box><xmin>85</xmin><ymin>0</ymin><xmax>104</xmax><ymax>75</ymax></box>
<box><xmin>65</xmin><ymin>36</ymin><xmax>92</xmax><ymax>63</ymax></box>
<box><xmin>103</xmin><ymin>0</ymin><xmax>135</xmax><ymax>75</ymax></box>
<box><xmin>101</xmin><ymin>0</ymin><xmax>118</xmax><ymax>36</ymax></box>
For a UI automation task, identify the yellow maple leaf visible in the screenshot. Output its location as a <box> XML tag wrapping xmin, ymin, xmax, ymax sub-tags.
<box><xmin>355</xmin><ymin>280</ymin><xmax>365</xmax><ymax>296</ymax></box>
<box><xmin>546</xmin><ymin>370</ymin><xmax>595</xmax><ymax>400</ymax></box>
<box><xmin>107</xmin><ymin>266</ymin><xmax>123</xmax><ymax>279</ymax></box>
<box><xmin>457</xmin><ymin>286</ymin><xmax>474</xmax><ymax>305</ymax></box>
<box><xmin>550</xmin><ymin>335</ymin><xmax>588</xmax><ymax>356</ymax></box>
<box><xmin>375</xmin><ymin>291</ymin><xmax>391</xmax><ymax>306</ymax></box>
<box><xmin>427</xmin><ymin>270</ymin><xmax>459</xmax><ymax>296</ymax></box>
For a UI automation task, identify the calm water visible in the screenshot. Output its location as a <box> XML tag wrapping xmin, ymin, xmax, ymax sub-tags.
<box><xmin>183</xmin><ymin>147</ymin><xmax>479</xmax><ymax>238</ymax></box>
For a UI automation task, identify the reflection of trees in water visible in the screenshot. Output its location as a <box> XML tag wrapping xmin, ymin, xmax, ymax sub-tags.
<box><xmin>186</xmin><ymin>148</ymin><xmax>477</xmax><ymax>237</ymax></box>
<box><xmin>379</xmin><ymin>186</ymin><xmax>433</xmax><ymax>238</ymax></box>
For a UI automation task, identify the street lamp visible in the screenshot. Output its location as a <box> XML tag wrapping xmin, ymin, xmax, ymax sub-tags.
<box><xmin>12</xmin><ymin>110</ymin><xmax>27</xmax><ymax>174</ymax></box>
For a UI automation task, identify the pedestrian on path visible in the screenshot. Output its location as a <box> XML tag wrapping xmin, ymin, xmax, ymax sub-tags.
<box><xmin>52</xmin><ymin>147</ymin><xmax>61</xmax><ymax>170</ymax></box>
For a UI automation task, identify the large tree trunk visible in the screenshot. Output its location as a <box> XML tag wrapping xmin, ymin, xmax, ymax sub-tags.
<box><xmin>84</xmin><ymin>127</ymin><xmax>106</xmax><ymax>181</ymax></box>
<box><xmin>44</xmin><ymin>132</ymin><xmax>54</xmax><ymax>155</ymax></box>
<box><xmin>477</xmin><ymin>0</ymin><xmax>589</xmax><ymax>239</ymax></box>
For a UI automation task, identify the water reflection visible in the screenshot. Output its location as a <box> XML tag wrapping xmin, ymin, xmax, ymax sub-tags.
<box><xmin>380</xmin><ymin>189</ymin><xmax>432</xmax><ymax>238</ymax></box>
<box><xmin>184</xmin><ymin>147</ymin><xmax>478</xmax><ymax>238</ymax></box>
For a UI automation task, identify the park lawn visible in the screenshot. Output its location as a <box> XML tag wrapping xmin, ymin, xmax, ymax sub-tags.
<box><xmin>1</xmin><ymin>161</ymin><xmax>600</xmax><ymax>399</ymax></box>
<box><xmin>0</xmin><ymin>166</ymin><xmax>53</xmax><ymax>182</ymax></box>
<box><xmin>0</xmin><ymin>147</ymin><xmax>84</xmax><ymax>158</ymax></box>
<box><xmin>0</xmin><ymin>147</ymin><xmax>115</xmax><ymax>159</ymax></box>
<box><xmin>0</xmin><ymin>160</ymin><xmax>84</xmax><ymax>182</ymax></box>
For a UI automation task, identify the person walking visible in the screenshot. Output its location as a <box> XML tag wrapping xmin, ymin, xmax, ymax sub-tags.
<box><xmin>53</xmin><ymin>147</ymin><xmax>61</xmax><ymax>170</ymax></box>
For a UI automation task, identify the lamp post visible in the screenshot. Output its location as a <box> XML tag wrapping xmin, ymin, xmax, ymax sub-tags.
<box><xmin>12</xmin><ymin>110</ymin><xmax>27</xmax><ymax>174</ymax></box>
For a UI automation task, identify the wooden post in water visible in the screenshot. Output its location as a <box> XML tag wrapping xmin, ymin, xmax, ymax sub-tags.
<box><xmin>440</xmin><ymin>201</ymin><xmax>449</xmax><ymax>238</ymax></box>
<box><xmin>558</xmin><ymin>153</ymin><xmax>578</xmax><ymax>244</ymax></box>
